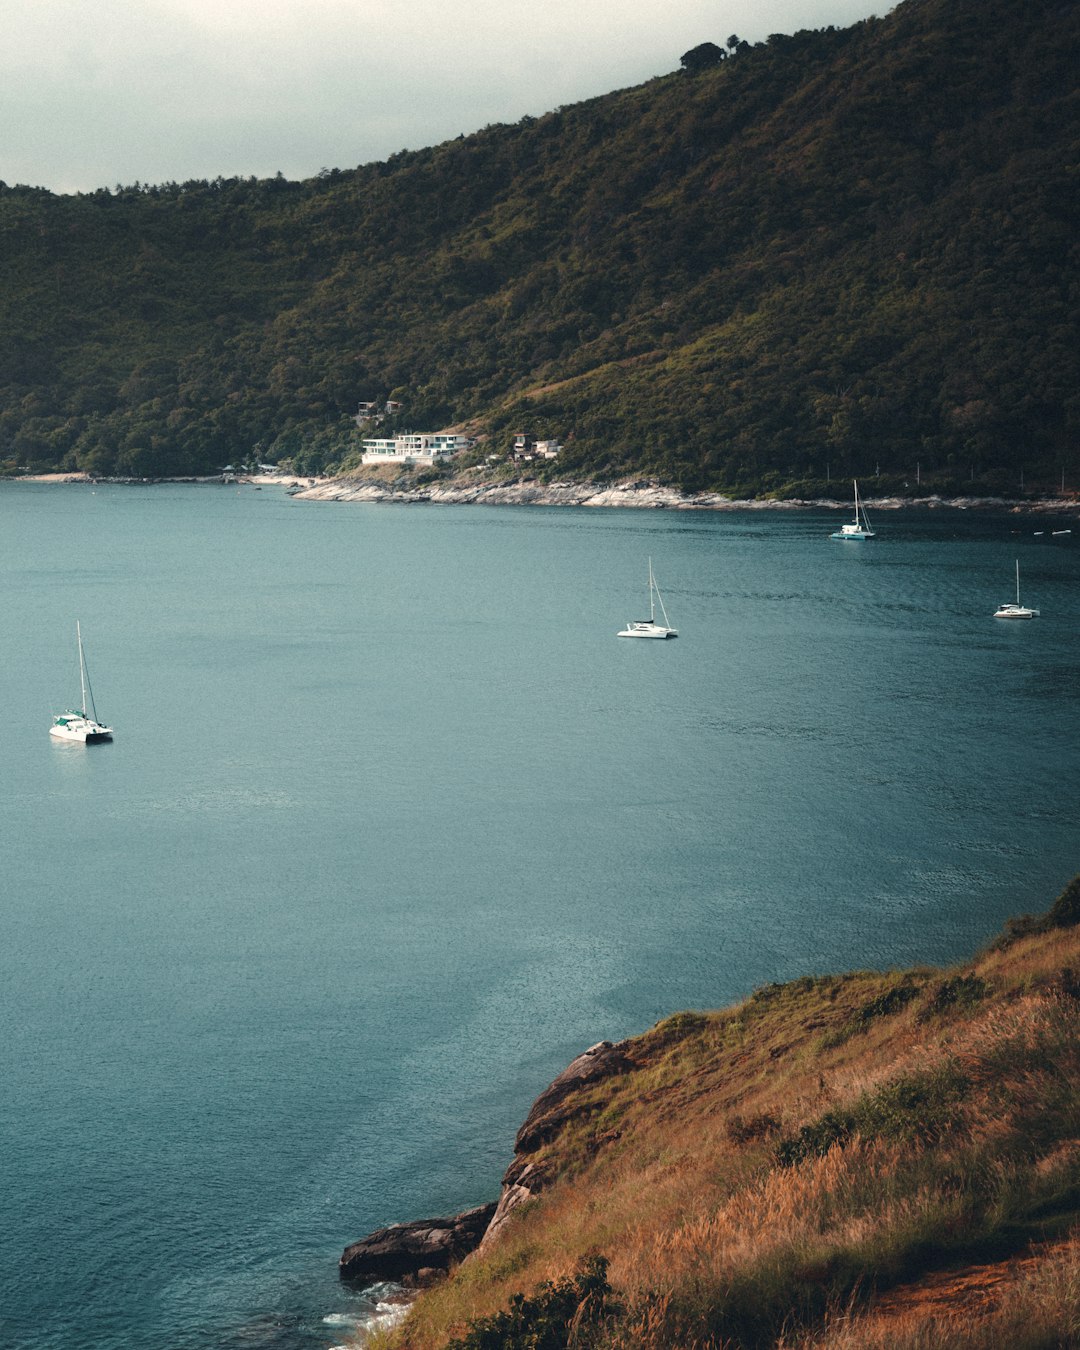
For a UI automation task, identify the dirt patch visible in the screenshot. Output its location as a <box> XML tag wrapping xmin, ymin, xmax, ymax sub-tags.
<box><xmin>868</xmin><ymin>1234</ymin><xmax>1077</xmax><ymax>1325</ymax></box>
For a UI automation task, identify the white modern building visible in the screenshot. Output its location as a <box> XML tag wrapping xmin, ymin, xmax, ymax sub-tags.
<box><xmin>513</xmin><ymin>434</ymin><xmax>562</xmax><ymax>461</ymax></box>
<box><xmin>361</xmin><ymin>432</ymin><xmax>472</xmax><ymax>465</ymax></box>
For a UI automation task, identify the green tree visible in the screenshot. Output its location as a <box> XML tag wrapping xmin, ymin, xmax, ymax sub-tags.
<box><xmin>681</xmin><ymin>41</ymin><xmax>726</xmax><ymax>72</ymax></box>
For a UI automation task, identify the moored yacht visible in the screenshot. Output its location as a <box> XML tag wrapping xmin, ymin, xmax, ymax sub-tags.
<box><xmin>618</xmin><ymin>558</ymin><xmax>678</xmax><ymax>639</ymax></box>
<box><xmin>993</xmin><ymin>560</ymin><xmax>1039</xmax><ymax>620</ymax></box>
<box><xmin>50</xmin><ymin>622</ymin><xmax>114</xmax><ymax>742</ymax></box>
<box><xmin>830</xmin><ymin>479</ymin><xmax>876</xmax><ymax>539</ymax></box>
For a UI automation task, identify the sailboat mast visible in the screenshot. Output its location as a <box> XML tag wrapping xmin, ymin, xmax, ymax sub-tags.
<box><xmin>1016</xmin><ymin>559</ymin><xmax>1021</xmax><ymax>606</ymax></box>
<box><xmin>77</xmin><ymin>621</ymin><xmax>88</xmax><ymax>718</ymax></box>
<box><xmin>655</xmin><ymin>575</ymin><xmax>671</xmax><ymax>630</ymax></box>
<box><xmin>648</xmin><ymin>557</ymin><xmax>656</xmax><ymax>623</ymax></box>
<box><xmin>77</xmin><ymin>621</ymin><xmax>100</xmax><ymax>723</ymax></box>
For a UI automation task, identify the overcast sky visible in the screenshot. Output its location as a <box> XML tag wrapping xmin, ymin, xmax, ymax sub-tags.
<box><xmin>2</xmin><ymin>0</ymin><xmax>884</xmax><ymax>195</ymax></box>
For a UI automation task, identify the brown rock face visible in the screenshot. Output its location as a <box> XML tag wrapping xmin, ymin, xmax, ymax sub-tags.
<box><xmin>513</xmin><ymin>1040</ymin><xmax>635</xmax><ymax>1153</ymax></box>
<box><xmin>482</xmin><ymin>1040</ymin><xmax>634</xmax><ymax>1247</ymax></box>
<box><xmin>339</xmin><ymin>1040</ymin><xmax>635</xmax><ymax>1278</ymax></box>
<box><xmin>339</xmin><ymin>1203</ymin><xmax>497</xmax><ymax>1284</ymax></box>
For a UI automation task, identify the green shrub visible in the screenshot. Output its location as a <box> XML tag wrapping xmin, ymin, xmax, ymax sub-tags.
<box><xmin>1046</xmin><ymin>876</ymin><xmax>1080</xmax><ymax>930</ymax></box>
<box><xmin>775</xmin><ymin>1110</ymin><xmax>853</xmax><ymax>1166</ymax></box>
<box><xmin>776</xmin><ymin>1065</ymin><xmax>969</xmax><ymax>1166</ymax></box>
<box><xmin>998</xmin><ymin>875</ymin><xmax>1080</xmax><ymax>947</ymax></box>
<box><xmin>446</xmin><ymin>1256</ymin><xmax>612</xmax><ymax>1350</ymax></box>
<box><xmin>823</xmin><ymin>980</ymin><xmax>922</xmax><ymax>1046</ymax></box>
<box><xmin>917</xmin><ymin>974</ymin><xmax>989</xmax><ymax>1022</ymax></box>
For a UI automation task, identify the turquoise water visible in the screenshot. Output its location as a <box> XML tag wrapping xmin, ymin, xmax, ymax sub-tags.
<box><xmin>1</xmin><ymin>483</ymin><xmax>1078</xmax><ymax>1349</ymax></box>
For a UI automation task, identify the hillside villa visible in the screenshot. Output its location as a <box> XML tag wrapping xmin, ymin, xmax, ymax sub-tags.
<box><xmin>360</xmin><ymin>432</ymin><xmax>472</xmax><ymax>465</ymax></box>
<box><xmin>513</xmin><ymin>434</ymin><xmax>562</xmax><ymax>461</ymax></box>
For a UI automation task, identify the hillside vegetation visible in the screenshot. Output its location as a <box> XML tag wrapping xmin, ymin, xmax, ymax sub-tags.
<box><xmin>2</xmin><ymin>0</ymin><xmax>1078</xmax><ymax>494</ymax></box>
<box><xmin>373</xmin><ymin>877</ymin><xmax>1080</xmax><ymax>1349</ymax></box>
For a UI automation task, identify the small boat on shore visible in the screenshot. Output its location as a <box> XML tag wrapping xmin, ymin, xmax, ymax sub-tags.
<box><xmin>830</xmin><ymin>480</ymin><xmax>876</xmax><ymax>540</ymax></box>
<box><xmin>993</xmin><ymin>561</ymin><xmax>1039</xmax><ymax>620</ymax></box>
<box><xmin>50</xmin><ymin>622</ymin><xmax>114</xmax><ymax>742</ymax></box>
<box><xmin>618</xmin><ymin>558</ymin><xmax>678</xmax><ymax>639</ymax></box>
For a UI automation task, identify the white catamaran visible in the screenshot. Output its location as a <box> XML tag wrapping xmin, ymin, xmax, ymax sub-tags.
<box><xmin>993</xmin><ymin>560</ymin><xmax>1040</xmax><ymax>620</ymax></box>
<box><xmin>50</xmin><ymin>622</ymin><xmax>114</xmax><ymax>742</ymax></box>
<box><xmin>617</xmin><ymin>558</ymin><xmax>678</xmax><ymax>639</ymax></box>
<box><xmin>830</xmin><ymin>479</ymin><xmax>876</xmax><ymax>539</ymax></box>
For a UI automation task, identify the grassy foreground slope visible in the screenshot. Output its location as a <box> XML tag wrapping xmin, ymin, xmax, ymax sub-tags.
<box><xmin>2</xmin><ymin>0</ymin><xmax>1078</xmax><ymax>491</ymax></box>
<box><xmin>376</xmin><ymin>878</ymin><xmax>1080</xmax><ymax>1349</ymax></box>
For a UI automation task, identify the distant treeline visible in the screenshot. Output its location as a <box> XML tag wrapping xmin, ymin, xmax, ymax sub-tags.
<box><xmin>1</xmin><ymin>0</ymin><xmax>1077</xmax><ymax>495</ymax></box>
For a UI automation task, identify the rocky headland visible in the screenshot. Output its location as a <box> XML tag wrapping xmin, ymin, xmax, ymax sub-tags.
<box><xmin>338</xmin><ymin>878</ymin><xmax>1080</xmax><ymax>1348</ymax></box>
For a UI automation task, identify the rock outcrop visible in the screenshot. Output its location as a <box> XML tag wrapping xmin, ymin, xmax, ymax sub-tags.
<box><xmin>512</xmin><ymin>1040</ymin><xmax>635</xmax><ymax>1153</ymax></box>
<box><xmin>339</xmin><ymin>1040</ymin><xmax>635</xmax><ymax>1281</ymax></box>
<box><xmin>339</xmin><ymin>1203</ymin><xmax>497</xmax><ymax>1285</ymax></box>
<box><xmin>482</xmin><ymin>1040</ymin><xmax>635</xmax><ymax>1247</ymax></box>
<box><xmin>293</xmin><ymin>477</ymin><xmax>1058</xmax><ymax>513</ymax></box>
<box><xmin>292</xmin><ymin>477</ymin><xmax>738</xmax><ymax>509</ymax></box>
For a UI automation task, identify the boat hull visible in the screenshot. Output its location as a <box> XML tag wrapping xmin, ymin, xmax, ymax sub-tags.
<box><xmin>50</xmin><ymin>718</ymin><xmax>113</xmax><ymax>743</ymax></box>
<box><xmin>830</xmin><ymin>528</ymin><xmax>875</xmax><ymax>539</ymax></box>
<box><xmin>993</xmin><ymin>606</ymin><xmax>1039</xmax><ymax>620</ymax></box>
<box><xmin>618</xmin><ymin>623</ymin><xmax>678</xmax><ymax>638</ymax></box>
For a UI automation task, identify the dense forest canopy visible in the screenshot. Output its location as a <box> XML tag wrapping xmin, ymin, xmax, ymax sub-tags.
<box><xmin>1</xmin><ymin>0</ymin><xmax>1077</xmax><ymax>494</ymax></box>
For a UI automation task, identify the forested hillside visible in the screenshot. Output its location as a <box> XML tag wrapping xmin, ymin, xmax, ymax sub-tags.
<box><xmin>1</xmin><ymin>0</ymin><xmax>1077</xmax><ymax>493</ymax></box>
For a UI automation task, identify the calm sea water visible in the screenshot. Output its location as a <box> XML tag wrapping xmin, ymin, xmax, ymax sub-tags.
<box><xmin>2</xmin><ymin>483</ymin><xmax>1078</xmax><ymax>1349</ymax></box>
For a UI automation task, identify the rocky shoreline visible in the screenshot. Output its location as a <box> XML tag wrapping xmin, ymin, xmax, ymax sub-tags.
<box><xmin>293</xmin><ymin>477</ymin><xmax>1078</xmax><ymax>514</ymax></box>
<box><xmin>9</xmin><ymin>471</ymin><xmax>1077</xmax><ymax>515</ymax></box>
<box><xmin>9</xmin><ymin>471</ymin><xmax>321</xmax><ymax>489</ymax></box>
<box><xmin>338</xmin><ymin>1040</ymin><xmax>634</xmax><ymax>1291</ymax></box>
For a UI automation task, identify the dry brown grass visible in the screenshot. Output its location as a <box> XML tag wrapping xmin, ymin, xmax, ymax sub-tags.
<box><xmin>779</xmin><ymin>1230</ymin><xmax>1080</xmax><ymax>1349</ymax></box>
<box><xmin>371</xmin><ymin>891</ymin><xmax>1080</xmax><ymax>1350</ymax></box>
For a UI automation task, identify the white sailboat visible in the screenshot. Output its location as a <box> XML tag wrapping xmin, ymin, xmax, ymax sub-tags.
<box><xmin>993</xmin><ymin>560</ymin><xmax>1039</xmax><ymax>620</ymax></box>
<box><xmin>50</xmin><ymin>622</ymin><xmax>114</xmax><ymax>742</ymax></box>
<box><xmin>617</xmin><ymin>558</ymin><xmax>678</xmax><ymax>639</ymax></box>
<box><xmin>830</xmin><ymin>479</ymin><xmax>875</xmax><ymax>539</ymax></box>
